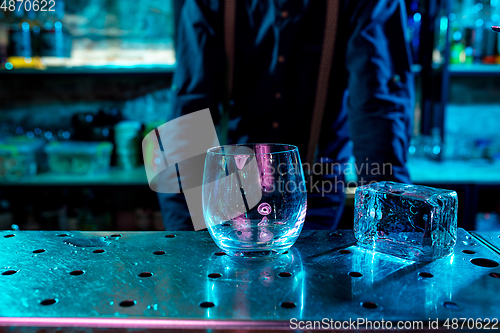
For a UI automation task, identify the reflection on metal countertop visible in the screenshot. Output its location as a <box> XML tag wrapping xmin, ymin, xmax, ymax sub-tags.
<box><xmin>0</xmin><ymin>229</ymin><xmax>499</xmax><ymax>331</ymax></box>
<box><xmin>471</xmin><ymin>231</ymin><xmax>500</xmax><ymax>257</ymax></box>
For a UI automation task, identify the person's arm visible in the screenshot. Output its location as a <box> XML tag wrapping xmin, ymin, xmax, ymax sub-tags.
<box><xmin>346</xmin><ymin>0</ymin><xmax>414</xmax><ymax>185</ymax></box>
<box><xmin>171</xmin><ymin>0</ymin><xmax>226</xmax><ymax>122</ymax></box>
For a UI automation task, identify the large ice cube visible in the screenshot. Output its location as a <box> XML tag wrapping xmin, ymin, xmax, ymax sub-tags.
<box><xmin>354</xmin><ymin>181</ymin><xmax>457</xmax><ymax>262</ymax></box>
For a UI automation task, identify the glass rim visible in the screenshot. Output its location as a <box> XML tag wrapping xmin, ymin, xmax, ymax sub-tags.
<box><xmin>207</xmin><ymin>143</ymin><xmax>299</xmax><ymax>156</ymax></box>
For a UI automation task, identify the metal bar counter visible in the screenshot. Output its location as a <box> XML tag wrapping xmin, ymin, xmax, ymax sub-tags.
<box><xmin>0</xmin><ymin>229</ymin><xmax>499</xmax><ymax>331</ymax></box>
<box><xmin>472</xmin><ymin>231</ymin><xmax>500</xmax><ymax>257</ymax></box>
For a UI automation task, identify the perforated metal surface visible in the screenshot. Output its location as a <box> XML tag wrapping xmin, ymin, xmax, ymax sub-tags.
<box><xmin>0</xmin><ymin>229</ymin><xmax>499</xmax><ymax>331</ymax></box>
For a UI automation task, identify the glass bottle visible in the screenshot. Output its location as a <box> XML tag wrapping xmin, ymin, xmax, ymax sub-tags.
<box><xmin>39</xmin><ymin>0</ymin><xmax>71</xmax><ymax>58</ymax></box>
<box><xmin>7</xmin><ymin>6</ymin><xmax>33</xmax><ymax>58</ymax></box>
<box><xmin>432</xmin><ymin>127</ymin><xmax>443</xmax><ymax>160</ymax></box>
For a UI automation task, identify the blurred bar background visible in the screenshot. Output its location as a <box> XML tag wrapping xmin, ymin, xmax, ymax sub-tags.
<box><xmin>1</xmin><ymin>0</ymin><xmax>500</xmax><ymax>232</ymax></box>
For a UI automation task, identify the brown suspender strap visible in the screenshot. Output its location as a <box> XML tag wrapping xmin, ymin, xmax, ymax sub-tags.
<box><xmin>224</xmin><ymin>0</ymin><xmax>236</xmax><ymax>96</ymax></box>
<box><xmin>306</xmin><ymin>0</ymin><xmax>340</xmax><ymax>166</ymax></box>
<box><xmin>222</xmin><ymin>0</ymin><xmax>236</xmax><ymax>145</ymax></box>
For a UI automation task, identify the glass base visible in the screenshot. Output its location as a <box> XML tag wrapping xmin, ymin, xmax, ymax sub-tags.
<box><xmin>225</xmin><ymin>249</ymin><xmax>289</xmax><ymax>258</ymax></box>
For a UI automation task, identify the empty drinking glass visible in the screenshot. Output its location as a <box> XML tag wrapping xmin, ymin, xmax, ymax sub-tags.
<box><xmin>202</xmin><ymin>144</ymin><xmax>307</xmax><ymax>257</ymax></box>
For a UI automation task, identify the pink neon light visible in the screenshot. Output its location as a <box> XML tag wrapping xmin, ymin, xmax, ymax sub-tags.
<box><xmin>0</xmin><ymin>317</ymin><xmax>287</xmax><ymax>329</ymax></box>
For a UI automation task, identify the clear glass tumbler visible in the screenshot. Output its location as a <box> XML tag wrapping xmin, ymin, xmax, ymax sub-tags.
<box><xmin>203</xmin><ymin>144</ymin><xmax>307</xmax><ymax>257</ymax></box>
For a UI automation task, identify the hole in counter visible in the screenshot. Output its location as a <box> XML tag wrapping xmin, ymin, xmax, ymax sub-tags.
<box><xmin>489</xmin><ymin>272</ymin><xmax>500</xmax><ymax>278</ymax></box>
<box><xmin>199</xmin><ymin>301</ymin><xmax>215</xmax><ymax>308</ymax></box>
<box><xmin>462</xmin><ymin>250</ymin><xmax>476</xmax><ymax>254</ymax></box>
<box><xmin>419</xmin><ymin>272</ymin><xmax>434</xmax><ymax>278</ymax></box>
<box><xmin>280</xmin><ymin>301</ymin><xmax>296</xmax><ymax>309</ymax></box>
<box><xmin>361</xmin><ymin>302</ymin><xmax>378</xmax><ymax>309</ymax></box>
<box><xmin>119</xmin><ymin>300</ymin><xmax>136</xmax><ymax>307</ymax></box>
<box><xmin>208</xmin><ymin>273</ymin><xmax>222</xmax><ymax>278</ymax></box>
<box><xmin>330</xmin><ymin>232</ymin><xmax>342</xmax><ymax>237</ymax></box>
<box><xmin>348</xmin><ymin>271</ymin><xmax>363</xmax><ymax>278</ymax></box>
<box><xmin>4</xmin><ymin>234</ymin><xmax>15</xmax><ymax>238</ymax></box>
<box><xmin>93</xmin><ymin>249</ymin><xmax>105</xmax><ymax>254</ymax></box>
<box><xmin>138</xmin><ymin>272</ymin><xmax>153</xmax><ymax>278</ymax></box>
<box><xmin>2</xmin><ymin>270</ymin><xmax>18</xmax><ymax>276</ymax></box>
<box><xmin>165</xmin><ymin>234</ymin><xmax>176</xmax><ymax>238</ymax></box>
<box><xmin>214</xmin><ymin>252</ymin><xmax>227</xmax><ymax>256</ymax></box>
<box><xmin>153</xmin><ymin>251</ymin><xmax>165</xmax><ymax>255</ymax></box>
<box><xmin>443</xmin><ymin>302</ymin><xmax>460</xmax><ymax>310</ymax></box>
<box><xmin>470</xmin><ymin>258</ymin><xmax>499</xmax><ymax>268</ymax></box>
<box><xmin>110</xmin><ymin>234</ymin><xmax>122</xmax><ymax>238</ymax></box>
<box><xmin>339</xmin><ymin>249</ymin><xmax>351</xmax><ymax>254</ymax></box>
<box><xmin>33</xmin><ymin>249</ymin><xmax>46</xmax><ymax>254</ymax></box>
<box><xmin>40</xmin><ymin>299</ymin><xmax>58</xmax><ymax>306</ymax></box>
<box><xmin>278</xmin><ymin>272</ymin><xmax>292</xmax><ymax>278</ymax></box>
<box><xmin>69</xmin><ymin>270</ymin><xmax>84</xmax><ymax>276</ymax></box>
<box><xmin>58</xmin><ymin>234</ymin><xmax>69</xmax><ymax>237</ymax></box>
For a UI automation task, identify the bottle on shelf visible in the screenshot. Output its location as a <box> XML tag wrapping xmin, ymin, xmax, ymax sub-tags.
<box><xmin>450</xmin><ymin>28</ymin><xmax>466</xmax><ymax>64</ymax></box>
<box><xmin>5</xmin><ymin>4</ymin><xmax>47</xmax><ymax>70</ymax></box>
<box><xmin>7</xmin><ymin>6</ymin><xmax>32</xmax><ymax>59</ymax></box>
<box><xmin>407</xmin><ymin>0</ymin><xmax>421</xmax><ymax>65</ymax></box>
<box><xmin>425</xmin><ymin>128</ymin><xmax>443</xmax><ymax>161</ymax></box>
<box><xmin>25</xmin><ymin>7</ymin><xmax>42</xmax><ymax>58</ymax></box>
<box><xmin>39</xmin><ymin>0</ymin><xmax>72</xmax><ymax>59</ymax></box>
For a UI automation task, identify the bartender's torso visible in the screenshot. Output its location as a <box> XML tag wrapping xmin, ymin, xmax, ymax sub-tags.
<box><xmin>173</xmin><ymin>0</ymin><xmax>412</xmax><ymax>169</ymax></box>
<box><xmin>229</xmin><ymin>0</ymin><xmax>350</xmax><ymax>164</ymax></box>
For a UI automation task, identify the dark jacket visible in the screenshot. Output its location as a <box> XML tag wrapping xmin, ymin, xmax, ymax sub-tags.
<box><xmin>171</xmin><ymin>0</ymin><xmax>414</xmax><ymax>184</ymax></box>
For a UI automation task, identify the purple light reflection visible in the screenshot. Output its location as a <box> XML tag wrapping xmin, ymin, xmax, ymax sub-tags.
<box><xmin>0</xmin><ymin>317</ymin><xmax>288</xmax><ymax>329</ymax></box>
<box><xmin>255</xmin><ymin>145</ymin><xmax>274</xmax><ymax>192</ymax></box>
